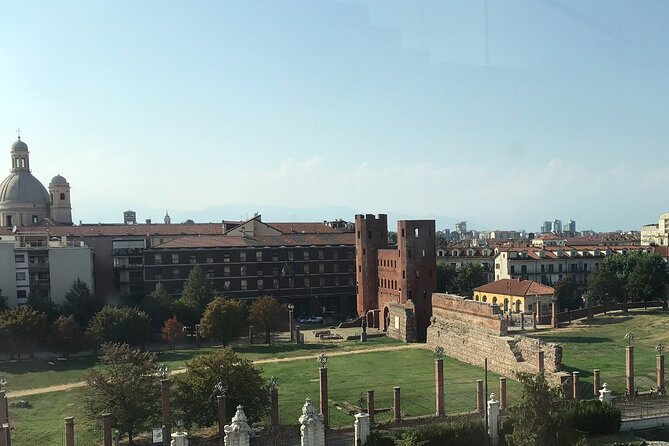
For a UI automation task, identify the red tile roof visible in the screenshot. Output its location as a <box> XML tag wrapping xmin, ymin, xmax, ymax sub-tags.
<box><xmin>151</xmin><ymin>232</ymin><xmax>355</xmax><ymax>249</ymax></box>
<box><xmin>474</xmin><ymin>279</ymin><xmax>555</xmax><ymax>297</ymax></box>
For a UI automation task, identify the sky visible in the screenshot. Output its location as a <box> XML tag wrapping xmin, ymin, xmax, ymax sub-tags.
<box><xmin>1</xmin><ymin>1</ymin><xmax>669</xmax><ymax>232</ymax></box>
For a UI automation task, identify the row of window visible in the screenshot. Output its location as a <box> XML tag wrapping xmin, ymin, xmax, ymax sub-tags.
<box><xmin>159</xmin><ymin>276</ymin><xmax>355</xmax><ymax>293</ymax></box>
<box><xmin>508</xmin><ymin>263</ymin><xmax>596</xmax><ymax>274</ymax></box>
<box><xmin>151</xmin><ymin>263</ymin><xmax>353</xmax><ymax>279</ymax></box>
<box><xmin>153</xmin><ymin>248</ymin><xmax>354</xmax><ymax>265</ymax></box>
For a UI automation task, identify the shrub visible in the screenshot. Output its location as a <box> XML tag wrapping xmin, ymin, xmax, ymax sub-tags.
<box><xmin>397</xmin><ymin>418</ymin><xmax>485</xmax><ymax>446</ymax></box>
<box><xmin>561</xmin><ymin>400</ymin><xmax>622</xmax><ymax>435</ymax></box>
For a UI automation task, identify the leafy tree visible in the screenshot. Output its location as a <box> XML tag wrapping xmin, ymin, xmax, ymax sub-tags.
<box><xmin>27</xmin><ymin>286</ymin><xmax>59</xmax><ymax>321</ymax></box>
<box><xmin>436</xmin><ymin>261</ymin><xmax>457</xmax><ymax>293</ymax></box>
<box><xmin>87</xmin><ymin>307</ymin><xmax>151</xmax><ymax>348</ymax></box>
<box><xmin>0</xmin><ymin>307</ymin><xmax>48</xmax><ymax>359</ymax></box>
<box><xmin>171</xmin><ymin>298</ymin><xmax>201</xmax><ymax>328</ymax></box>
<box><xmin>505</xmin><ymin>372</ymin><xmax>565</xmax><ymax>446</ymax></box>
<box><xmin>173</xmin><ymin>348</ymin><xmax>269</xmax><ymax>427</ymax></box>
<box><xmin>587</xmin><ymin>266</ymin><xmax>624</xmax><ymax>305</ymax></box>
<box><xmin>0</xmin><ymin>289</ymin><xmax>8</xmax><ymax>311</ymax></box>
<box><xmin>83</xmin><ymin>343</ymin><xmax>159</xmax><ymax>445</ymax></box>
<box><xmin>454</xmin><ymin>264</ymin><xmax>487</xmax><ymax>298</ymax></box>
<box><xmin>553</xmin><ymin>277</ymin><xmax>583</xmax><ymax>311</ymax></box>
<box><xmin>140</xmin><ymin>283</ymin><xmax>173</xmax><ymax>329</ymax></box>
<box><xmin>178</xmin><ymin>265</ymin><xmax>214</xmax><ymax>314</ymax></box>
<box><xmin>387</xmin><ymin>231</ymin><xmax>398</xmax><ymax>244</ymax></box>
<box><xmin>62</xmin><ymin>279</ymin><xmax>101</xmax><ymax>326</ymax></box>
<box><xmin>627</xmin><ymin>253</ymin><xmax>667</xmax><ymax>302</ymax></box>
<box><xmin>249</xmin><ymin>296</ymin><xmax>287</xmax><ymax>345</ymax></box>
<box><xmin>199</xmin><ymin>298</ymin><xmax>247</xmax><ymax>346</ymax></box>
<box><xmin>51</xmin><ymin>315</ymin><xmax>87</xmax><ymax>357</ymax></box>
<box><xmin>162</xmin><ymin>316</ymin><xmax>185</xmax><ymax>350</ymax></box>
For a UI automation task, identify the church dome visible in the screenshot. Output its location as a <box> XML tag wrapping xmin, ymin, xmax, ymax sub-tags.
<box><xmin>0</xmin><ymin>172</ymin><xmax>51</xmax><ymax>207</ymax></box>
<box><xmin>50</xmin><ymin>174</ymin><xmax>68</xmax><ymax>186</ymax></box>
<box><xmin>11</xmin><ymin>139</ymin><xmax>28</xmax><ymax>152</ymax></box>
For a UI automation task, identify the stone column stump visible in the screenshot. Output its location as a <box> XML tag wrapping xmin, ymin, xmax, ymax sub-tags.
<box><xmin>499</xmin><ymin>377</ymin><xmax>507</xmax><ymax>412</ymax></box>
<box><xmin>435</xmin><ymin>358</ymin><xmax>445</xmax><ymax>416</ymax></box>
<box><xmin>657</xmin><ymin>354</ymin><xmax>665</xmax><ymax>392</ymax></box>
<box><xmin>487</xmin><ymin>394</ymin><xmax>500</xmax><ymax>446</ymax></box>
<box><xmin>593</xmin><ymin>369</ymin><xmax>601</xmax><ymax>396</ymax></box>
<box><xmin>626</xmin><ymin>346</ymin><xmax>634</xmax><ymax>395</ymax></box>
<box><xmin>366</xmin><ymin>390</ymin><xmax>375</xmax><ymax>423</ymax></box>
<box><xmin>393</xmin><ymin>387</ymin><xmax>401</xmax><ymax>422</ymax></box>
<box><xmin>354</xmin><ymin>413</ymin><xmax>371</xmax><ymax>446</ymax></box>
<box><xmin>476</xmin><ymin>380</ymin><xmax>484</xmax><ymax>413</ymax></box>
<box><xmin>224</xmin><ymin>405</ymin><xmax>251</xmax><ymax>446</ymax></box>
<box><xmin>299</xmin><ymin>398</ymin><xmax>325</xmax><ymax>446</ymax></box>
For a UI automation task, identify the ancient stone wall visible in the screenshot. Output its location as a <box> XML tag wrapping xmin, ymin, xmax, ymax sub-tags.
<box><xmin>386</xmin><ymin>301</ymin><xmax>417</xmax><ymax>343</ymax></box>
<box><xmin>427</xmin><ymin>293</ymin><xmax>562</xmax><ymax>383</ymax></box>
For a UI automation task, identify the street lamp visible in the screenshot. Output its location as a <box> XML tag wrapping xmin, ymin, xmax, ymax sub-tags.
<box><xmin>318</xmin><ymin>354</ymin><xmax>328</xmax><ymax>369</ymax></box>
<box><xmin>288</xmin><ymin>303</ymin><xmax>295</xmax><ymax>341</ymax></box>
<box><xmin>624</xmin><ymin>332</ymin><xmax>635</xmax><ymax>347</ymax></box>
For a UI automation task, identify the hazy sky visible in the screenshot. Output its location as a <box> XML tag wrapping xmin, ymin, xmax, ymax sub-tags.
<box><xmin>2</xmin><ymin>1</ymin><xmax>669</xmax><ymax>231</ymax></box>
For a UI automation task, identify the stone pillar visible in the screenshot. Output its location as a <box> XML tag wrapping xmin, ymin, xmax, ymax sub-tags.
<box><xmin>0</xmin><ymin>391</ymin><xmax>7</xmax><ymax>425</ymax></box>
<box><xmin>536</xmin><ymin>304</ymin><xmax>542</xmax><ymax>326</ymax></box>
<box><xmin>160</xmin><ymin>379</ymin><xmax>171</xmax><ymax>446</ymax></box>
<box><xmin>171</xmin><ymin>432</ymin><xmax>189</xmax><ymax>446</ymax></box>
<box><xmin>217</xmin><ymin>395</ymin><xmax>227</xmax><ymax>439</ymax></box>
<box><xmin>593</xmin><ymin>369</ymin><xmax>601</xmax><ymax>396</ymax></box>
<box><xmin>572</xmin><ymin>371</ymin><xmax>580</xmax><ymax>400</ymax></box>
<box><xmin>537</xmin><ymin>351</ymin><xmax>545</xmax><ymax>374</ymax></box>
<box><xmin>299</xmin><ymin>398</ymin><xmax>325</xmax><ymax>446</ymax></box>
<box><xmin>64</xmin><ymin>417</ymin><xmax>75</xmax><ymax>446</ymax></box>
<box><xmin>354</xmin><ymin>413</ymin><xmax>371</xmax><ymax>446</ymax></box>
<box><xmin>289</xmin><ymin>308</ymin><xmax>294</xmax><ymax>341</ymax></box>
<box><xmin>270</xmin><ymin>387</ymin><xmax>279</xmax><ymax>426</ymax></box>
<box><xmin>102</xmin><ymin>413</ymin><xmax>113</xmax><ymax>446</ymax></box>
<box><xmin>520</xmin><ymin>313</ymin><xmax>525</xmax><ymax>330</ymax></box>
<box><xmin>487</xmin><ymin>394</ymin><xmax>500</xmax><ymax>446</ymax></box>
<box><xmin>626</xmin><ymin>346</ymin><xmax>634</xmax><ymax>395</ymax></box>
<box><xmin>393</xmin><ymin>387</ymin><xmax>401</xmax><ymax>422</ymax></box>
<box><xmin>0</xmin><ymin>423</ymin><xmax>9</xmax><ymax>446</ymax></box>
<box><xmin>657</xmin><ymin>355</ymin><xmax>665</xmax><ymax>392</ymax></box>
<box><xmin>532</xmin><ymin>312</ymin><xmax>537</xmax><ymax>330</ymax></box>
<box><xmin>366</xmin><ymin>390</ymin><xmax>375</xmax><ymax>423</ymax></box>
<box><xmin>248</xmin><ymin>325</ymin><xmax>254</xmax><ymax>344</ymax></box>
<box><xmin>319</xmin><ymin>368</ymin><xmax>328</xmax><ymax>429</ymax></box>
<box><xmin>499</xmin><ymin>378</ymin><xmax>507</xmax><ymax>412</ymax></box>
<box><xmin>476</xmin><ymin>380</ymin><xmax>484</xmax><ymax>413</ymax></box>
<box><xmin>599</xmin><ymin>383</ymin><xmax>613</xmax><ymax>404</ymax></box>
<box><xmin>224</xmin><ymin>405</ymin><xmax>251</xmax><ymax>446</ymax></box>
<box><xmin>435</xmin><ymin>358</ymin><xmax>445</xmax><ymax>416</ymax></box>
<box><xmin>551</xmin><ymin>302</ymin><xmax>558</xmax><ymax>328</ymax></box>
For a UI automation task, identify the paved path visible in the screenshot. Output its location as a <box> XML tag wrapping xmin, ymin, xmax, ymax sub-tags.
<box><xmin>7</xmin><ymin>343</ymin><xmax>425</xmax><ymax>399</ymax></box>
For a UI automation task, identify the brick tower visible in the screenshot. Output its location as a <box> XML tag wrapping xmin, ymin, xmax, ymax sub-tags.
<box><xmin>355</xmin><ymin>214</ymin><xmax>389</xmax><ymax>318</ymax></box>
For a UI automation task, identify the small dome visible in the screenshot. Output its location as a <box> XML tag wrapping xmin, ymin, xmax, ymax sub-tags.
<box><xmin>11</xmin><ymin>139</ymin><xmax>28</xmax><ymax>152</ymax></box>
<box><xmin>50</xmin><ymin>175</ymin><xmax>68</xmax><ymax>186</ymax></box>
<box><xmin>0</xmin><ymin>172</ymin><xmax>51</xmax><ymax>206</ymax></box>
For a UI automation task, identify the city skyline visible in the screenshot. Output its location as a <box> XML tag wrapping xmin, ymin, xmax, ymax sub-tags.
<box><xmin>2</xmin><ymin>1</ymin><xmax>669</xmax><ymax>231</ymax></box>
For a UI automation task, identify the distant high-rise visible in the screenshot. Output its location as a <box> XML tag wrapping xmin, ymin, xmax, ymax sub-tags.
<box><xmin>551</xmin><ymin>219</ymin><xmax>562</xmax><ymax>233</ymax></box>
<box><xmin>541</xmin><ymin>221</ymin><xmax>552</xmax><ymax>233</ymax></box>
<box><xmin>566</xmin><ymin>219</ymin><xmax>576</xmax><ymax>234</ymax></box>
<box><xmin>455</xmin><ymin>221</ymin><xmax>467</xmax><ymax>234</ymax></box>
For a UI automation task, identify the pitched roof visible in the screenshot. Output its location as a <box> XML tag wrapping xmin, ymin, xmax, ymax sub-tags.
<box><xmin>474</xmin><ymin>279</ymin><xmax>555</xmax><ymax>297</ymax></box>
<box><xmin>150</xmin><ymin>232</ymin><xmax>355</xmax><ymax>249</ymax></box>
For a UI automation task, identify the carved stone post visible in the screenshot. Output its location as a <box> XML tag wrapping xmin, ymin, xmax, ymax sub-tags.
<box><xmin>102</xmin><ymin>413</ymin><xmax>113</xmax><ymax>446</ymax></box>
<box><xmin>476</xmin><ymin>380</ymin><xmax>484</xmax><ymax>413</ymax></box>
<box><xmin>366</xmin><ymin>390</ymin><xmax>375</xmax><ymax>423</ymax></box>
<box><xmin>487</xmin><ymin>394</ymin><xmax>500</xmax><ymax>446</ymax></box>
<box><xmin>217</xmin><ymin>395</ymin><xmax>227</xmax><ymax>439</ymax></box>
<box><xmin>520</xmin><ymin>312</ymin><xmax>524</xmax><ymax>330</ymax></box>
<box><xmin>64</xmin><ymin>417</ymin><xmax>75</xmax><ymax>446</ymax></box>
<box><xmin>270</xmin><ymin>386</ymin><xmax>279</xmax><ymax>426</ymax></box>
<box><xmin>435</xmin><ymin>358</ymin><xmax>445</xmax><ymax>416</ymax></box>
<box><xmin>499</xmin><ymin>377</ymin><xmax>507</xmax><ymax>412</ymax></box>
<box><xmin>299</xmin><ymin>398</ymin><xmax>325</xmax><ymax>446</ymax></box>
<box><xmin>224</xmin><ymin>405</ymin><xmax>251</xmax><ymax>446</ymax></box>
<box><xmin>354</xmin><ymin>413</ymin><xmax>371</xmax><ymax>446</ymax></box>
<box><xmin>160</xmin><ymin>378</ymin><xmax>171</xmax><ymax>446</ymax></box>
<box><xmin>599</xmin><ymin>383</ymin><xmax>613</xmax><ymax>404</ymax></box>
<box><xmin>572</xmin><ymin>371</ymin><xmax>580</xmax><ymax>400</ymax></box>
<box><xmin>657</xmin><ymin>353</ymin><xmax>665</xmax><ymax>392</ymax></box>
<box><xmin>319</xmin><ymin>368</ymin><xmax>328</xmax><ymax>428</ymax></box>
<box><xmin>532</xmin><ymin>311</ymin><xmax>537</xmax><ymax>330</ymax></box>
<box><xmin>593</xmin><ymin>369</ymin><xmax>601</xmax><ymax>396</ymax></box>
<box><xmin>171</xmin><ymin>431</ymin><xmax>189</xmax><ymax>446</ymax></box>
<box><xmin>551</xmin><ymin>302</ymin><xmax>558</xmax><ymax>328</ymax></box>
<box><xmin>537</xmin><ymin>351</ymin><xmax>545</xmax><ymax>374</ymax></box>
<box><xmin>393</xmin><ymin>387</ymin><xmax>401</xmax><ymax>422</ymax></box>
<box><xmin>0</xmin><ymin>391</ymin><xmax>7</xmax><ymax>425</ymax></box>
<box><xmin>626</xmin><ymin>346</ymin><xmax>634</xmax><ymax>395</ymax></box>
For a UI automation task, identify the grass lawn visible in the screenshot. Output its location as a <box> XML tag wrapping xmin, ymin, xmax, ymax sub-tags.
<box><xmin>0</xmin><ymin>335</ymin><xmax>402</xmax><ymax>392</ymax></box>
<box><xmin>259</xmin><ymin>348</ymin><xmax>522</xmax><ymax>427</ymax></box>
<box><xmin>531</xmin><ymin>309</ymin><xmax>669</xmax><ymax>396</ymax></box>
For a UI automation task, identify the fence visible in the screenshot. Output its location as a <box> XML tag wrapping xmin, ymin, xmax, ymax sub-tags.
<box><xmin>556</xmin><ymin>301</ymin><xmax>665</xmax><ymax>325</ymax></box>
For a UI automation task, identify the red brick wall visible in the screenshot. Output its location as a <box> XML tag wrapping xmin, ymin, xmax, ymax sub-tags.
<box><xmin>355</xmin><ymin>214</ymin><xmax>388</xmax><ymax>316</ymax></box>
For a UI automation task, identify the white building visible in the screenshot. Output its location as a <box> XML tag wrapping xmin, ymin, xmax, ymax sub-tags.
<box><xmin>641</xmin><ymin>212</ymin><xmax>669</xmax><ymax>246</ymax></box>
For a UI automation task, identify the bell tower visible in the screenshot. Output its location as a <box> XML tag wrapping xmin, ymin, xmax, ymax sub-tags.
<box><xmin>49</xmin><ymin>175</ymin><xmax>73</xmax><ymax>225</ymax></box>
<box><xmin>10</xmin><ymin>136</ymin><xmax>30</xmax><ymax>173</ymax></box>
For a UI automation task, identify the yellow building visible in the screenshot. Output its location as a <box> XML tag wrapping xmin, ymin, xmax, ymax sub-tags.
<box><xmin>473</xmin><ymin>279</ymin><xmax>554</xmax><ymax>313</ymax></box>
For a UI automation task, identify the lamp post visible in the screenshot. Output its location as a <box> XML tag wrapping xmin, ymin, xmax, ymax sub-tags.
<box><xmin>624</xmin><ymin>332</ymin><xmax>635</xmax><ymax>395</ymax></box>
<box><xmin>318</xmin><ymin>354</ymin><xmax>329</xmax><ymax>428</ymax></box>
<box><xmin>288</xmin><ymin>303</ymin><xmax>295</xmax><ymax>341</ymax></box>
<box><xmin>213</xmin><ymin>382</ymin><xmax>227</xmax><ymax>439</ymax></box>
<box><xmin>157</xmin><ymin>364</ymin><xmax>171</xmax><ymax>446</ymax></box>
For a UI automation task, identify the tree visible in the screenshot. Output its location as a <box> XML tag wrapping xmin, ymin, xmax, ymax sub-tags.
<box><xmin>587</xmin><ymin>266</ymin><xmax>624</xmax><ymax>305</ymax></box>
<box><xmin>87</xmin><ymin>307</ymin><xmax>151</xmax><ymax>348</ymax></box>
<box><xmin>553</xmin><ymin>277</ymin><xmax>583</xmax><ymax>311</ymax></box>
<box><xmin>454</xmin><ymin>264</ymin><xmax>487</xmax><ymax>298</ymax></box>
<box><xmin>173</xmin><ymin>348</ymin><xmax>269</xmax><ymax>427</ymax></box>
<box><xmin>27</xmin><ymin>286</ymin><xmax>59</xmax><ymax>321</ymax></box>
<box><xmin>249</xmin><ymin>296</ymin><xmax>287</xmax><ymax>344</ymax></box>
<box><xmin>141</xmin><ymin>283</ymin><xmax>173</xmax><ymax>329</ymax></box>
<box><xmin>505</xmin><ymin>372</ymin><xmax>565</xmax><ymax>446</ymax></box>
<box><xmin>627</xmin><ymin>253</ymin><xmax>668</xmax><ymax>302</ymax></box>
<box><xmin>83</xmin><ymin>343</ymin><xmax>159</xmax><ymax>445</ymax></box>
<box><xmin>0</xmin><ymin>307</ymin><xmax>48</xmax><ymax>359</ymax></box>
<box><xmin>162</xmin><ymin>316</ymin><xmax>185</xmax><ymax>350</ymax></box>
<box><xmin>199</xmin><ymin>298</ymin><xmax>247</xmax><ymax>346</ymax></box>
<box><xmin>436</xmin><ymin>261</ymin><xmax>457</xmax><ymax>293</ymax></box>
<box><xmin>61</xmin><ymin>279</ymin><xmax>101</xmax><ymax>326</ymax></box>
<box><xmin>51</xmin><ymin>315</ymin><xmax>87</xmax><ymax>357</ymax></box>
<box><xmin>178</xmin><ymin>265</ymin><xmax>214</xmax><ymax>314</ymax></box>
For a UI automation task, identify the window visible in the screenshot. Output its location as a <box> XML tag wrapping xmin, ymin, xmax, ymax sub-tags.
<box><xmin>206</xmin><ymin>254</ymin><xmax>214</xmax><ymax>263</ymax></box>
<box><xmin>333</xmin><ymin>250</ymin><xmax>339</xmax><ymax>260</ymax></box>
<box><xmin>334</xmin><ymin>264</ymin><xmax>339</xmax><ymax>273</ymax></box>
<box><xmin>156</xmin><ymin>270</ymin><xmax>163</xmax><ymax>280</ymax></box>
<box><xmin>257</xmin><ymin>268</ymin><xmax>264</xmax><ymax>276</ymax></box>
<box><xmin>408</xmin><ymin>249</ymin><xmax>412</xmax><ymax>259</ymax></box>
<box><xmin>172</xmin><ymin>253</ymin><xmax>179</xmax><ymax>264</ymax></box>
<box><xmin>256</xmin><ymin>250</ymin><xmax>263</xmax><ymax>261</ymax></box>
<box><xmin>357</xmin><ymin>231</ymin><xmax>361</xmax><ymax>239</ymax></box>
<box><xmin>320</xmin><ymin>277</ymin><xmax>325</xmax><ymax>287</ymax></box>
<box><xmin>402</xmin><ymin>270</ymin><xmax>406</xmax><ymax>279</ymax></box>
<box><xmin>224</xmin><ymin>280</ymin><xmax>231</xmax><ymax>290</ymax></box>
<box><xmin>521</xmin><ymin>265</ymin><xmax>527</xmax><ymax>274</ymax></box>
<box><xmin>172</xmin><ymin>268</ymin><xmax>180</xmax><ymax>278</ymax></box>
<box><xmin>224</xmin><ymin>266</ymin><xmax>231</xmax><ymax>276</ymax></box>
<box><xmin>17</xmin><ymin>290</ymin><xmax>27</xmax><ymax>299</ymax></box>
<box><xmin>14</xmin><ymin>254</ymin><xmax>24</xmax><ymax>263</ymax></box>
<box><xmin>32</xmin><ymin>215</ymin><xmax>38</xmax><ymax>224</ymax></box>
<box><xmin>224</xmin><ymin>254</ymin><xmax>231</xmax><ymax>263</ymax></box>
<box><xmin>288</xmin><ymin>250</ymin><xmax>294</xmax><ymax>261</ymax></box>
<box><xmin>272</xmin><ymin>252</ymin><xmax>279</xmax><ymax>262</ymax></box>
<box><xmin>349</xmin><ymin>276</ymin><xmax>354</xmax><ymax>286</ymax></box>
<box><xmin>258</xmin><ymin>279</ymin><xmax>264</xmax><ymax>290</ymax></box>
<box><xmin>318</xmin><ymin>249</ymin><xmax>324</xmax><ymax>260</ymax></box>
<box><xmin>289</xmin><ymin>278</ymin><xmax>295</xmax><ymax>288</ymax></box>
<box><xmin>334</xmin><ymin>277</ymin><xmax>340</xmax><ymax>286</ymax></box>
<box><xmin>319</xmin><ymin>263</ymin><xmax>325</xmax><ymax>273</ymax></box>
<box><xmin>362</xmin><ymin>248</ymin><xmax>366</xmax><ymax>255</ymax></box>
<box><xmin>60</xmin><ymin>193</ymin><xmax>65</xmax><ymax>200</ymax></box>
<box><xmin>305</xmin><ymin>277</ymin><xmax>310</xmax><ymax>287</ymax></box>
<box><xmin>415</xmin><ymin>228</ymin><xmax>419</xmax><ymax>237</ymax></box>
<box><xmin>207</xmin><ymin>269</ymin><xmax>214</xmax><ymax>279</ymax></box>
<box><xmin>16</xmin><ymin>272</ymin><xmax>26</xmax><ymax>281</ymax></box>
<box><xmin>5</xmin><ymin>216</ymin><xmax>12</xmax><ymax>226</ymax></box>
<box><xmin>347</xmin><ymin>250</ymin><xmax>354</xmax><ymax>259</ymax></box>
<box><xmin>189</xmin><ymin>255</ymin><xmax>197</xmax><ymax>264</ymax></box>
<box><xmin>401</xmin><ymin>228</ymin><xmax>405</xmax><ymax>237</ymax></box>
<box><xmin>240</xmin><ymin>266</ymin><xmax>247</xmax><ymax>276</ymax></box>
<box><xmin>495</xmin><ymin>263</ymin><xmax>500</xmax><ymax>269</ymax></box>
<box><xmin>240</xmin><ymin>251</ymin><xmax>246</xmax><ymax>262</ymax></box>
<box><xmin>415</xmin><ymin>270</ymin><xmax>420</xmax><ymax>278</ymax></box>
<box><xmin>304</xmin><ymin>264</ymin><xmax>310</xmax><ymax>275</ymax></box>
<box><xmin>241</xmin><ymin>279</ymin><xmax>247</xmax><ymax>290</ymax></box>
<box><xmin>510</xmin><ymin>265</ymin><xmax>516</xmax><ymax>274</ymax></box>
<box><xmin>559</xmin><ymin>264</ymin><xmax>563</xmax><ymax>272</ymax></box>
<box><xmin>273</xmin><ymin>278</ymin><xmax>280</xmax><ymax>289</ymax></box>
